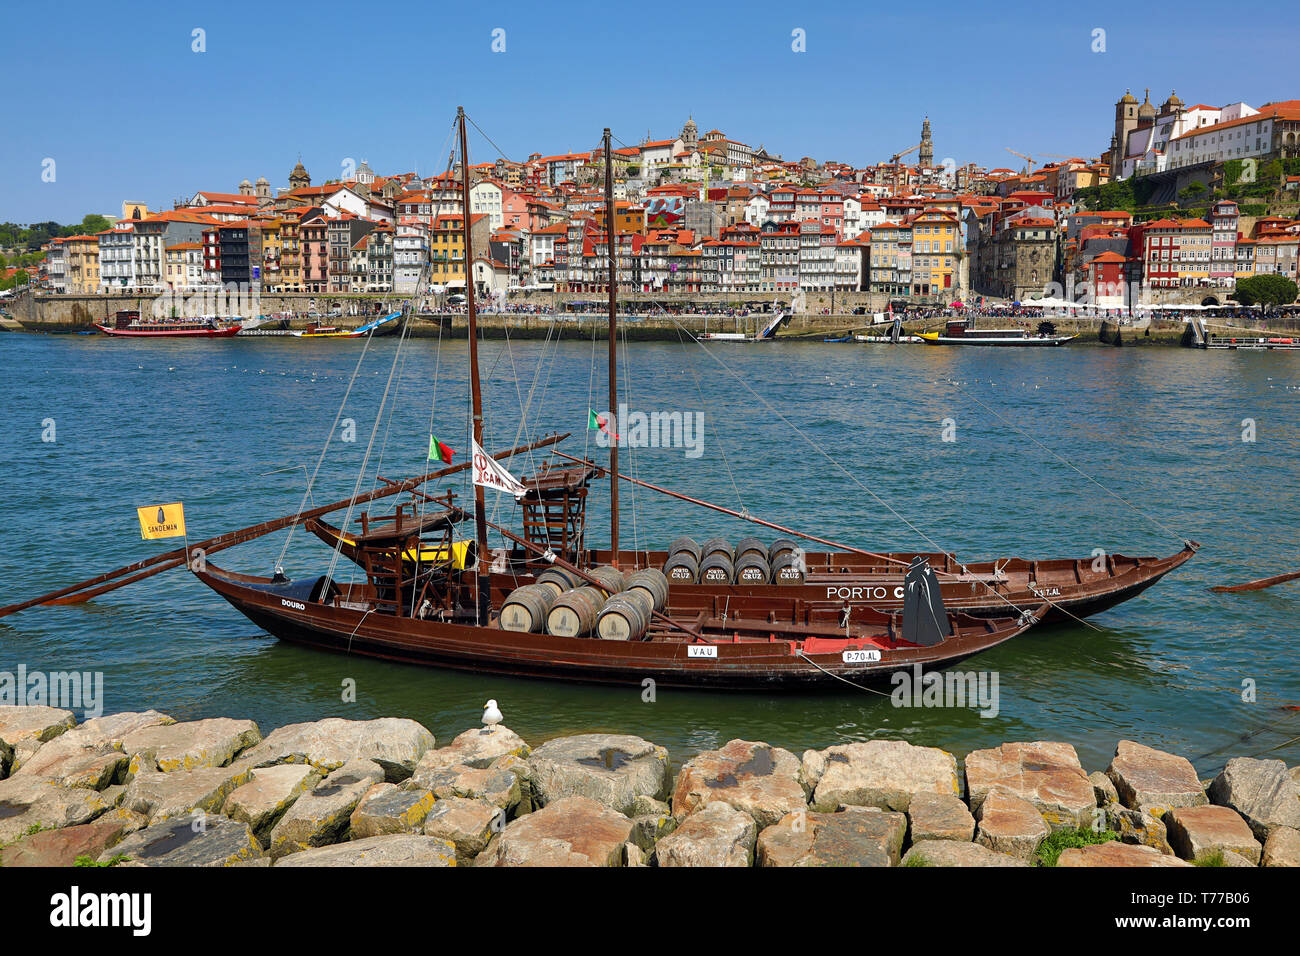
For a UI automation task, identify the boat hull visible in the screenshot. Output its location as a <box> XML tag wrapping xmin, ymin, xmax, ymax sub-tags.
<box><xmin>193</xmin><ymin>564</ymin><xmax>1042</xmax><ymax>690</ymax></box>
<box><xmin>95</xmin><ymin>324</ymin><xmax>242</xmax><ymax>338</ymax></box>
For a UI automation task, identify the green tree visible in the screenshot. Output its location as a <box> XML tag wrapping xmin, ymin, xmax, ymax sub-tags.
<box><xmin>1234</xmin><ymin>274</ymin><xmax>1299</xmax><ymax>308</ymax></box>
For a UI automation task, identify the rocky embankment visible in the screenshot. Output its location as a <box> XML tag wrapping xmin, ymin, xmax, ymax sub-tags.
<box><xmin>1</xmin><ymin>708</ymin><xmax>1297</xmax><ymax>867</ymax></box>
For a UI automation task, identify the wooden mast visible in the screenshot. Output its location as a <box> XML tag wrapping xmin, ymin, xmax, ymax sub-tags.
<box><xmin>603</xmin><ymin>128</ymin><xmax>620</xmax><ymax>566</ymax></box>
<box><xmin>458</xmin><ymin>106</ymin><xmax>490</xmax><ymax>621</ymax></box>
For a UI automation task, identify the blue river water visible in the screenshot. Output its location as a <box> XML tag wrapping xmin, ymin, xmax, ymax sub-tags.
<box><xmin>0</xmin><ymin>329</ymin><xmax>1297</xmax><ymax>776</ymax></box>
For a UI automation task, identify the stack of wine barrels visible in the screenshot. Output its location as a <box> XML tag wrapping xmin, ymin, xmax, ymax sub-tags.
<box><xmin>596</xmin><ymin>588</ymin><xmax>654</xmax><ymax>641</ymax></box>
<box><xmin>660</xmin><ymin>535</ymin><xmax>807</xmax><ymax>585</ymax></box>
<box><xmin>768</xmin><ymin>538</ymin><xmax>805</xmax><ymax>584</ymax></box>
<box><xmin>499</xmin><ymin>583</ymin><xmax>555</xmax><ymax>633</ymax></box>
<box><xmin>545</xmin><ymin>586</ymin><xmax>605</xmax><ymax>638</ymax></box>
<box><xmin>698</xmin><ymin>537</ymin><xmax>734</xmax><ymax>583</ymax></box>
<box><xmin>663</xmin><ymin>536</ymin><xmax>702</xmax><ymax>583</ymax></box>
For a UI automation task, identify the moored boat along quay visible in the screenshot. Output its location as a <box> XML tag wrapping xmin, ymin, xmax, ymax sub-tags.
<box><xmin>1</xmin><ymin>707</ymin><xmax>1297</xmax><ymax>867</ymax></box>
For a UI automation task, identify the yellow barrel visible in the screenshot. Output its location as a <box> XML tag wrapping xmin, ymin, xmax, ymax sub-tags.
<box><xmin>625</xmin><ymin>568</ymin><xmax>669</xmax><ymax>612</ymax></box>
<box><xmin>596</xmin><ymin>590</ymin><xmax>653</xmax><ymax>641</ymax></box>
<box><xmin>499</xmin><ymin>584</ymin><xmax>555</xmax><ymax>633</ymax></box>
<box><xmin>545</xmin><ymin>587</ymin><xmax>604</xmax><ymax>637</ymax></box>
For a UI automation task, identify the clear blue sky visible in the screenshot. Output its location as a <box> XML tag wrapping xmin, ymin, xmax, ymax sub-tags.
<box><xmin>4</xmin><ymin>0</ymin><xmax>1295</xmax><ymax>224</ymax></box>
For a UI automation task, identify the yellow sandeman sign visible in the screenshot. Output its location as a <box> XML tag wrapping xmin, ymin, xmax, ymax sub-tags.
<box><xmin>138</xmin><ymin>502</ymin><xmax>186</xmax><ymax>540</ymax></box>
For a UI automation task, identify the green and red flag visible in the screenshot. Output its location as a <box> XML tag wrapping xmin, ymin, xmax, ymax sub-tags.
<box><xmin>588</xmin><ymin>409</ymin><xmax>619</xmax><ymax>439</ymax></box>
<box><xmin>428</xmin><ymin>434</ymin><xmax>455</xmax><ymax>464</ymax></box>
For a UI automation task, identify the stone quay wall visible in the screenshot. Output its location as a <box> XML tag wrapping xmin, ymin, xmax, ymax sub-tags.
<box><xmin>1</xmin><ymin>706</ymin><xmax>1297</xmax><ymax>867</ymax></box>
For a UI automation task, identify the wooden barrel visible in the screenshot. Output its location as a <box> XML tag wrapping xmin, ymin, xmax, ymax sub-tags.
<box><xmin>625</xmin><ymin>568</ymin><xmax>669</xmax><ymax>611</ymax></box>
<box><xmin>536</xmin><ymin>567</ymin><xmax>582</xmax><ymax>598</ymax></box>
<box><xmin>545</xmin><ymin>587</ymin><xmax>604</xmax><ymax>637</ymax></box>
<box><xmin>734</xmin><ymin>553</ymin><xmax>772</xmax><ymax>584</ymax></box>
<box><xmin>735</xmin><ymin>537</ymin><xmax>768</xmax><ymax>561</ymax></box>
<box><xmin>668</xmin><ymin>536</ymin><xmax>702</xmax><ymax>563</ymax></box>
<box><xmin>663</xmin><ymin>551</ymin><xmax>699</xmax><ymax>583</ymax></box>
<box><xmin>699</xmin><ymin>551</ymin><xmax>735</xmax><ymax>583</ymax></box>
<box><xmin>768</xmin><ymin>537</ymin><xmax>800</xmax><ymax>563</ymax></box>
<box><xmin>771</xmin><ymin>551</ymin><xmax>806</xmax><ymax>585</ymax></box>
<box><xmin>588</xmin><ymin>566</ymin><xmax>626</xmax><ymax>597</ymax></box>
<box><xmin>700</xmin><ymin>537</ymin><xmax>733</xmax><ymax>561</ymax></box>
<box><xmin>596</xmin><ymin>590</ymin><xmax>653</xmax><ymax>641</ymax></box>
<box><xmin>498</xmin><ymin>584</ymin><xmax>554</xmax><ymax>633</ymax></box>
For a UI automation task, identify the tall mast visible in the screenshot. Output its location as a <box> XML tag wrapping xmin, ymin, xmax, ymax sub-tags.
<box><xmin>603</xmin><ymin>128</ymin><xmax>620</xmax><ymax>566</ymax></box>
<box><xmin>458</xmin><ymin>107</ymin><xmax>489</xmax><ymax>618</ymax></box>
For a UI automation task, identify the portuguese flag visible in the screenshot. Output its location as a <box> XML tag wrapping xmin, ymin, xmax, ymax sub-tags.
<box><xmin>588</xmin><ymin>409</ymin><xmax>619</xmax><ymax>439</ymax></box>
<box><xmin>428</xmin><ymin>434</ymin><xmax>455</xmax><ymax>464</ymax></box>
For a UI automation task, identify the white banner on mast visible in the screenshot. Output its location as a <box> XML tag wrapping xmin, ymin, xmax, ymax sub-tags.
<box><xmin>470</xmin><ymin>438</ymin><xmax>527</xmax><ymax>499</ymax></box>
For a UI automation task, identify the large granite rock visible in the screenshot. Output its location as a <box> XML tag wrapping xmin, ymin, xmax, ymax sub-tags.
<box><xmin>907</xmin><ymin>791</ymin><xmax>975</xmax><ymax>842</ymax></box>
<box><xmin>1106</xmin><ymin>741</ymin><xmax>1207</xmax><ymax>815</ymax></box>
<box><xmin>222</xmin><ymin>764</ymin><xmax>321</xmax><ymax>840</ymax></box>
<box><xmin>1207</xmin><ymin>757</ymin><xmax>1300</xmax><ymax>841</ymax></box>
<box><xmin>0</xmin><ymin>775</ymin><xmax>121</xmax><ymax>844</ymax></box>
<box><xmin>120</xmin><ymin>762</ymin><xmax>254</xmax><ymax>822</ymax></box>
<box><xmin>1089</xmin><ymin>771</ymin><xmax>1119</xmax><ymax>806</ymax></box>
<box><xmin>349</xmin><ymin>783</ymin><xmax>436</xmax><ymax>839</ymax></box>
<box><xmin>0</xmin><ymin>817</ymin><xmax>133</xmax><ymax>867</ymax></box>
<box><xmin>13</xmin><ymin>711</ymin><xmax>174</xmax><ymax>781</ymax></box>
<box><xmin>1261</xmin><ymin>826</ymin><xmax>1300</xmax><ymax>867</ymax></box>
<box><xmin>267</xmin><ymin>758</ymin><xmax>385</xmax><ymax>858</ymax></box>
<box><xmin>122</xmin><ymin>718</ymin><xmax>261</xmax><ymax>775</ymax></box>
<box><xmin>672</xmin><ymin>739</ymin><xmax>806</xmax><ymax>828</ymax></box>
<box><xmin>112</xmin><ymin>815</ymin><xmax>262</xmax><ymax>867</ymax></box>
<box><xmin>409</xmin><ymin>763</ymin><xmax>522</xmax><ymax>812</ymax></box>
<box><xmin>274</xmin><ymin>834</ymin><xmax>456</xmax><ymax>867</ymax></box>
<box><xmin>902</xmin><ymin>839</ymin><xmax>1027</xmax><ymax>867</ymax></box>
<box><xmin>0</xmin><ymin>706</ymin><xmax>75</xmax><ymax>770</ymax></box>
<box><xmin>1106</xmin><ymin>805</ymin><xmax>1173</xmax><ymax>854</ymax></box>
<box><xmin>474</xmin><ymin>795</ymin><xmax>633</xmax><ymax>867</ymax></box>
<box><xmin>525</xmin><ymin>733</ymin><xmax>669</xmax><ymax>814</ymax></box>
<box><xmin>758</xmin><ymin>807</ymin><xmax>907</xmax><ymax>867</ymax></box>
<box><xmin>1165</xmin><ymin>805</ymin><xmax>1262</xmax><ymax>864</ymax></box>
<box><xmin>809</xmin><ymin>740</ymin><xmax>960</xmax><ymax>813</ymax></box>
<box><xmin>243</xmin><ymin>718</ymin><xmax>434</xmax><ymax>781</ymax></box>
<box><xmin>656</xmin><ymin>802</ymin><xmax>757</xmax><ymax>867</ymax></box>
<box><xmin>964</xmin><ymin>741</ymin><xmax>1094</xmax><ymax>829</ymax></box>
<box><xmin>975</xmin><ymin>790</ymin><xmax>1049</xmax><ymax>862</ymax></box>
<box><xmin>1057</xmin><ymin>842</ymin><xmax>1192</xmax><ymax>867</ymax></box>
<box><xmin>421</xmin><ymin>796</ymin><xmax>502</xmax><ymax>862</ymax></box>
<box><xmin>418</xmin><ymin>726</ymin><xmax>530</xmax><ymax>772</ymax></box>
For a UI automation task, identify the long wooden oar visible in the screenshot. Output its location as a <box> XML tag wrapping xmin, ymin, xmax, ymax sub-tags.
<box><xmin>1209</xmin><ymin>569</ymin><xmax>1300</xmax><ymax>593</ymax></box>
<box><xmin>0</xmin><ymin>433</ymin><xmax>567</xmax><ymax>618</ymax></box>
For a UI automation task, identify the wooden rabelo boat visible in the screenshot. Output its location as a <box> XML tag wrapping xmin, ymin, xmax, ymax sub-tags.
<box><xmin>919</xmin><ymin>318</ymin><xmax>1075</xmax><ymax>347</ymax></box>
<box><xmin>96</xmin><ymin>310</ymin><xmax>242</xmax><ymax>338</ymax></box>
<box><xmin>0</xmin><ymin>111</ymin><xmax>1195</xmax><ymax>691</ymax></box>
<box><xmin>185</xmin><ymin>115</ymin><xmax>1048</xmax><ymax>689</ymax></box>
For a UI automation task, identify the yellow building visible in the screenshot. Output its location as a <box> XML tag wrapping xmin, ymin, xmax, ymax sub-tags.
<box><xmin>258</xmin><ymin>218</ymin><xmax>283</xmax><ymax>290</ymax></box>
<box><xmin>430</xmin><ymin>213</ymin><xmax>489</xmax><ymax>286</ymax></box>
<box><xmin>63</xmin><ymin>235</ymin><xmax>101</xmax><ymax>294</ymax></box>
<box><xmin>910</xmin><ymin>208</ymin><xmax>960</xmax><ymax>296</ymax></box>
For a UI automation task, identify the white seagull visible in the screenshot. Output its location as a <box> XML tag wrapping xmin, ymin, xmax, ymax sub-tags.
<box><xmin>482</xmin><ymin>699</ymin><xmax>503</xmax><ymax>735</ymax></box>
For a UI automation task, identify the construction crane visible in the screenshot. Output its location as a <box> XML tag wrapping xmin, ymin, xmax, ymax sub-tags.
<box><xmin>890</xmin><ymin>143</ymin><xmax>922</xmax><ymax>194</ymax></box>
<box><xmin>1005</xmin><ymin>147</ymin><xmax>1035</xmax><ymax>175</ymax></box>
